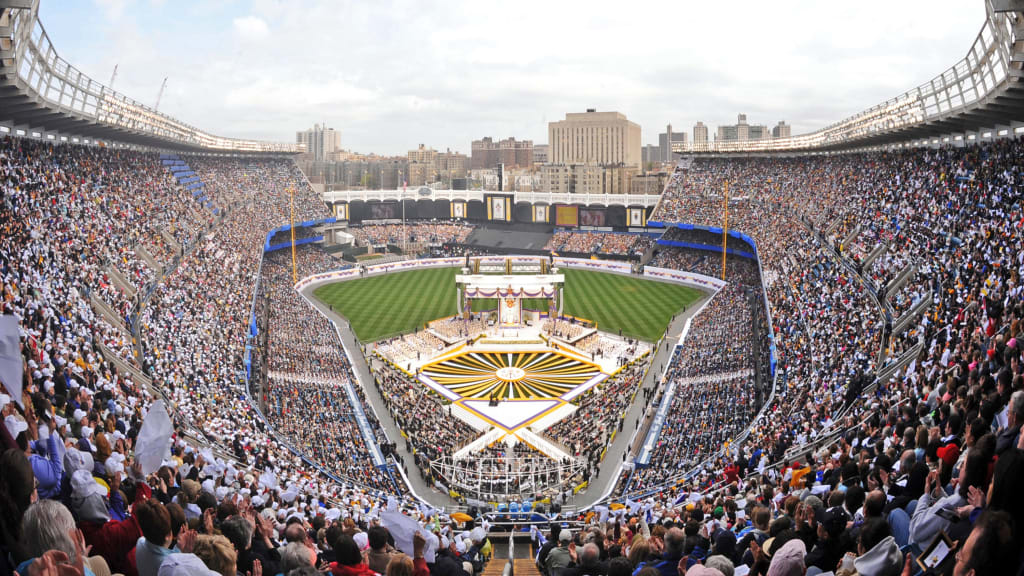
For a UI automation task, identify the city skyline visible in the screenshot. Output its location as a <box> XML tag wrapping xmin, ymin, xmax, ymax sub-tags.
<box><xmin>43</xmin><ymin>0</ymin><xmax>982</xmax><ymax>155</ymax></box>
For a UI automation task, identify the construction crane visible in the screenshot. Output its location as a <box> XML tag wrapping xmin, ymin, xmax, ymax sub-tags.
<box><xmin>154</xmin><ymin>77</ymin><xmax>168</xmax><ymax>111</ymax></box>
<box><xmin>109</xmin><ymin>64</ymin><xmax>118</xmax><ymax>89</ymax></box>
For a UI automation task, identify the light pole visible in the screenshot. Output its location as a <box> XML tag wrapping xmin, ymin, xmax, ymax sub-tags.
<box><xmin>400</xmin><ymin>170</ymin><xmax>406</xmax><ymax>255</ymax></box>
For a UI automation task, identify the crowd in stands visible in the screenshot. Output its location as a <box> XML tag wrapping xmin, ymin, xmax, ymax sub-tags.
<box><xmin>629</xmin><ymin>273</ymin><xmax>762</xmax><ymax>490</ymax></box>
<box><xmin>5</xmin><ymin>130</ymin><xmax>1024</xmax><ymax>574</ymax></box>
<box><xmin>349</xmin><ymin>222</ymin><xmax>475</xmax><ymax>247</ymax></box>
<box><xmin>0</xmin><ymin>137</ymin><xmax>504</xmax><ymax>576</ymax></box>
<box><xmin>599</xmin><ymin>141</ymin><xmax>1024</xmax><ymax>569</ymax></box>
<box><xmin>547</xmin><ymin>231</ymin><xmax>654</xmax><ymax>256</ymax></box>
<box><xmin>259</xmin><ymin>248</ymin><xmax>393</xmax><ymax>491</ymax></box>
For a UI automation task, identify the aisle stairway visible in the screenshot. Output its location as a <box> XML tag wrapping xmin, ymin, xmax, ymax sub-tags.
<box><xmin>479</xmin><ymin>558</ymin><xmax>541</xmax><ymax>576</ymax></box>
<box><xmin>514</xmin><ymin>559</ymin><xmax>542</xmax><ymax>576</ymax></box>
<box><xmin>480</xmin><ymin>562</ymin><xmax>506</xmax><ymax>576</ymax></box>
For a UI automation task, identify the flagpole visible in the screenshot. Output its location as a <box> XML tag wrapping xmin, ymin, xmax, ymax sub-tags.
<box><xmin>721</xmin><ymin>180</ymin><xmax>729</xmax><ymax>281</ymax></box>
<box><xmin>290</xmin><ymin>186</ymin><xmax>297</xmax><ymax>284</ymax></box>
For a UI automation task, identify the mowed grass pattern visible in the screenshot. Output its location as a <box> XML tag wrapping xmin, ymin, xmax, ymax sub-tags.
<box><xmin>314</xmin><ymin>267</ymin><xmax>703</xmax><ymax>343</ymax></box>
<box><xmin>560</xmin><ymin>268</ymin><xmax>702</xmax><ymax>342</ymax></box>
<box><xmin>314</xmin><ymin>268</ymin><xmax>459</xmax><ymax>342</ymax></box>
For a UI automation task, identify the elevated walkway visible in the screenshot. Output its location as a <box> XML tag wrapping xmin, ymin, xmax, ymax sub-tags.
<box><xmin>453</xmin><ymin>428</ymin><xmax>507</xmax><ymax>458</ymax></box>
<box><xmin>516</xmin><ymin>428</ymin><xmax>572</xmax><ymax>461</ymax></box>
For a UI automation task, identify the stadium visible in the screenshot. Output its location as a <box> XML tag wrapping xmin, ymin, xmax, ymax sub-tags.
<box><xmin>0</xmin><ymin>1</ymin><xmax>1023</xmax><ymax>575</ymax></box>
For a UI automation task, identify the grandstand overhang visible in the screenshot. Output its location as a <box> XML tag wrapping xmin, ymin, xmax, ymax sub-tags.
<box><xmin>0</xmin><ymin>0</ymin><xmax>302</xmax><ymax>155</ymax></box>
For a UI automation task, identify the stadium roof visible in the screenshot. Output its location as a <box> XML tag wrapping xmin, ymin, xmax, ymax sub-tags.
<box><xmin>0</xmin><ymin>0</ymin><xmax>302</xmax><ymax>154</ymax></box>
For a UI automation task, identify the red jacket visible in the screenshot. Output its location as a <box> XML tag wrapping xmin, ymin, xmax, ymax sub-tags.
<box><xmin>331</xmin><ymin>562</ymin><xmax>380</xmax><ymax>576</ymax></box>
<box><xmin>79</xmin><ymin>482</ymin><xmax>151</xmax><ymax>576</ymax></box>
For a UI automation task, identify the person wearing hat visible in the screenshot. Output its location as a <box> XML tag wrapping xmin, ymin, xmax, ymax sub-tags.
<box><xmin>901</xmin><ymin>435</ymin><xmax>996</xmax><ymax>550</ymax></box>
<box><xmin>78</xmin><ymin>474</ymin><xmax>154</xmax><ymax>576</ymax></box>
<box><xmin>545</xmin><ymin>530</ymin><xmax>574</xmax><ymax>575</ymax></box>
<box><xmin>765</xmin><ymin>538</ymin><xmax>805</xmax><ymax>576</ymax></box>
<box><xmin>804</xmin><ymin>507</ymin><xmax>848</xmax><ymax>573</ymax></box>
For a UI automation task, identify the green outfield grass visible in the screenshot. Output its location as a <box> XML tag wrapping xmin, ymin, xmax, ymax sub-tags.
<box><xmin>559</xmin><ymin>268</ymin><xmax>702</xmax><ymax>342</ymax></box>
<box><xmin>313</xmin><ymin>266</ymin><xmax>703</xmax><ymax>343</ymax></box>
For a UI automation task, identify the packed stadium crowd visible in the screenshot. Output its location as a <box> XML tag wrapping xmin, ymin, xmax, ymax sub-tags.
<box><xmin>0</xmin><ymin>138</ymin><xmax>506</xmax><ymax>576</ymax></box>
<box><xmin>547</xmin><ymin>231</ymin><xmax>655</xmax><ymax>256</ymax></box>
<box><xmin>349</xmin><ymin>222</ymin><xmax>475</xmax><ymax>247</ymax></box>
<box><xmin>259</xmin><ymin>248</ymin><xmax>393</xmax><ymax>491</ymax></box>
<box><xmin>370</xmin><ymin>362</ymin><xmax>478</xmax><ymax>485</ymax></box>
<box><xmin>546</xmin><ymin>363</ymin><xmax>647</xmax><ymax>482</ymax></box>
<box><xmin>628</xmin><ymin>265</ymin><xmax>762</xmax><ymax>490</ymax></box>
<box><xmin>4</xmin><ymin>130</ymin><xmax>1024</xmax><ymax>574</ymax></box>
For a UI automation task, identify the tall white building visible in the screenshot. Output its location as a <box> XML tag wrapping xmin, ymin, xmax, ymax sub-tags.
<box><xmin>296</xmin><ymin>123</ymin><xmax>341</xmax><ymax>162</ymax></box>
<box><xmin>548</xmin><ymin>109</ymin><xmax>642</xmax><ymax>168</ymax></box>
<box><xmin>693</xmin><ymin>122</ymin><xmax>709</xmax><ymax>147</ymax></box>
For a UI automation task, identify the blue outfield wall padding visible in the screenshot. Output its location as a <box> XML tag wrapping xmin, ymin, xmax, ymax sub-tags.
<box><xmin>265</xmin><ymin>236</ymin><xmax>324</xmax><ymax>253</ymax></box>
<box><xmin>261</xmin><ymin>217</ymin><xmax>338</xmax><ymax>251</ymax></box>
<box><xmin>656</xmin><ymin>239</ymin><xmax>756</xmax><ymax>259</ymax></box>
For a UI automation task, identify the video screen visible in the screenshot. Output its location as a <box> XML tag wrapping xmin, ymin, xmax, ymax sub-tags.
<box><xmin>369</xmin><ymin>202</ymin><xmax>398</xmax><ymax>220</ymax></box>
<box><xmin>580</xmin><ymin>208</ymin><xmax>606</xmax><ymax>226</ymax></box>
<box><xmin>555</xmin><ymin>205</ymin><xmax>578</xmax><ymax>227</ymax></box>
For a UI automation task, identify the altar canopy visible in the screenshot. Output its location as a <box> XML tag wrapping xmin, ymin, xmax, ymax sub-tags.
<box><xmin>456</xmin><ymin>273</ymin><xmax>563</xmax><ymax>327</ymax></box>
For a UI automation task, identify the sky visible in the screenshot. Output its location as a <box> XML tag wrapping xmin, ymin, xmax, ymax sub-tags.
<box><xmin>41</xmin><ymin>0</ymin><xmax>985</xmax><ymax>156</ymax></box>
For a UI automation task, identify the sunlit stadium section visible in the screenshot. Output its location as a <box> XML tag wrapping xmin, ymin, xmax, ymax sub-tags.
<box><xmin>673</xmin><ymin>0</ymin><xmax>1024</xmax><ymax>152</ymax></box>
<box><xmin>0</xmin><ymin>0</ymin><xmax>301</xmax><ymax>152</ymax></box>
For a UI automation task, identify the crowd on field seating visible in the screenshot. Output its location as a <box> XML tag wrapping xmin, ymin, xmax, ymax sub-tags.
<box><xmin>434</xmin><ymin>443</ymin><xmax>581</xmax><ymax>501</ymax></box>
<box><xmin>371</xmin><ymin>362</ymin><xmax>477</xmax><ymax>484</ymax></box>
<box><xmin>546</xmin><ymin>364</ymin><xmax>647</xmax><ymax>485</ymax></box>
<box><xmin>543</xmin><ymin>318</ymin><xmax>593</xmax><ymax>342</ymax></box>
<box><xmin>428</xmin><ymin>317</ymin><xmax>488</xmax><ymax>343</ymax></box>
<box><xmin>375</xmin><ymin>332</ymin><xmax>446</xmax><ymax>368</ymax></box>
<box><xmin>349</xmin><ymin>222</ymin><xmax>475</xmax><ymax>247</ymax></box>
<box><xmin>547</xmin><ymin>231</ymin><xmax>655</xmax><ymax>256</ymax></box>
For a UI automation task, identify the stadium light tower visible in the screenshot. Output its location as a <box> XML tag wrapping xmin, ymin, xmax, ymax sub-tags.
<box><xmin>400</xmin><ymin>171</ymin><xmax>407</xmax><ymax>254</ymax></box>
<box><xmin>721</xmin><ymin>180</ymin><xmax>729</xmax><ymax>281</ymax></box>
<box><xmin>290</xmin><ymin>186</ymin><xmax>297</xmax><ymax>284</ymax></box>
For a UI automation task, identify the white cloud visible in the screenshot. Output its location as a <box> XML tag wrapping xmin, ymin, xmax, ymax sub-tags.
<box><xmin>232</xmin><ymin>15</ymin><xmax>269</xmax><ymax>40</ymax></box>
<box><xmin>54</xmin><ymin>0</ymin><xmax>987</xmax><ymax>155</ymax></box>
<box><xmin>94</xmin><ymin>0</ymin><xmax>130</xmax><ymax>20</ymax></box>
